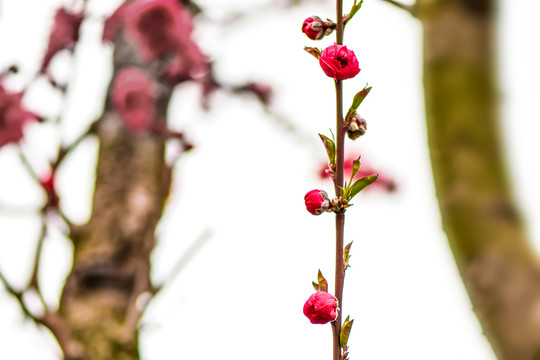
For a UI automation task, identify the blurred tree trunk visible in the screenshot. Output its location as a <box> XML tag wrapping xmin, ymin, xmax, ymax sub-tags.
<box><xmin>41</xmin><ymin>20</ymin><xmax>171</xmax><ymax>360</ymax></box>
<box><xmin>417</xmin><ymin>0</ymin><xmax>540</xmax><ymax>359</ymax></box>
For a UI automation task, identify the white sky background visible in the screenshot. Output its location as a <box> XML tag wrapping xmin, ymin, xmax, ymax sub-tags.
<box><xmin>0</xmin><ymin>0</ymin><xmax>539</xmax><ymax>359</ymax></box>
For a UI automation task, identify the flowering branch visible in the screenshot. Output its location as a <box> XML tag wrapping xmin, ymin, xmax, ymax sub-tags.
<box><xmin>301</xmin><ymin>1</ymin><xmax>378</xmax><ymax>359</ymax></box>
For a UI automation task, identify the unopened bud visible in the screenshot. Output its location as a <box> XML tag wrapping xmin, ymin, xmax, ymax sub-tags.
<box><xmin>304</xmin><ymin>189</ymin><xmax>330</xmax><ymax>215</ymax></box>
<box><xmin>347</xmin><ymin>115</ymin><xmax>367</xmax><ymax>140</ymax></box>
<box><xmin>302</xmin><ymin>16</ymin><xmax>335</xmax><ymax>40</ymax></box>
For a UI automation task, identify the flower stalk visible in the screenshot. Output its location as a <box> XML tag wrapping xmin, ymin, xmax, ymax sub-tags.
<box><xmin>301</xmin><ymin>0</ymin><xmax>376</xmax><ymax>358</ymax></box>
<box><xmin>332</xmin><ymin>0</ymin><xmax>345</xmax><ymax>357</ymax></box>
<box><xmin>332</xmin><ymin>80</ymin><xmax>345</xmax><ymax>360</ymax></box>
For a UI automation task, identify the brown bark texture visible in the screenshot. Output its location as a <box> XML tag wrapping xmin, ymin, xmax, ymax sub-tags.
<box><xmin>416</xmin><ymin>0</ymin><xmax>540</xmax><ymax>359</ymax></box>
<box><xmin>42</xmin><ymin>21</ymin><xmax>173</xmax><ymax>360</ymax></box>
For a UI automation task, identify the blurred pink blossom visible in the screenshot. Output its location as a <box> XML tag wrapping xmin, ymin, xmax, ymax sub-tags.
<box><xmin>319</xmin><ymin>155</ymin><xmax>397</xmax><ymax>192</ymax></box>
<box><xmin>103</xmin><ymin>0</ymin><xmax>207</xmax><ymax>84</ymax></box>
<box><xmin>40</xmin><ymin>8</ymin><xmax>84</xmax><ymax>74</ymax></box>
<box><xmin>112</xmin><ymin>67</ymin><xmax>156</xmax><ymax>134</ymax></box>
<box><xmin>0</xmin><ymin>83</ymin><xmax>37</xmax><ymax>148</ymax></box>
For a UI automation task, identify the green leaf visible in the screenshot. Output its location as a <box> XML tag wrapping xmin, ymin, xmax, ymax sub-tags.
<box><xmin>348</xmin><ymin>174</ymin><xmax>378</xmax><ymax>200</ymax></box>
<box><xmin>338</xmin><ymin>186</ymin><xmax>347</xmax><ymax>199</ymax></box>
<box><xmin>312</xmin><ymin>281</ymin><xmax>320</xmax><ymax>291</ymax></box>
<box><xmin>348</xmin><ymin>156</ymin><xmax>361</xmax><ymax>186</ymax></box>
<box><xmin>352</xmin><ymin>86</ymin><xmax>371</xmax><ymax>111</ymax></box>
<box><xmin>317</xmin><ymin>269</ymin><xmax>328</xmax><ymax>292</ymax></box>
<box><xmin>344</xmin><ymin>241</ymin><xmax>353</xmax><ymax>266</ymax></box>
<box><xmin>340</xmin><ymin>317</ymin><xmax>354</xmax><ymax>348</ymax></box>
<box><xmin>304</xmin><ymin>47</ymin><xmax>322</xmax><ymax>59</ymax></box>
<box><xmin>346</xmin><ymin>0</ymin><xmax>364</xmax><ymax>25</ymax></box>
<box><xmin>346</xmin><ymin>86</ymin><xmax>372</xmax><ymax>120</ymax></box>
<box><xmin>319</xmin><ymin>134</ymin><xmax>336</xmax><ymax>165</ymax></box>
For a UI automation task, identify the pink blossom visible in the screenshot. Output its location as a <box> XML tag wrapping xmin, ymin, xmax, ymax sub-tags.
<box><xmin>0</xmin><ymin>84</ymin><xmax>37</xmax><ymax>148</ymax></box>
<box><xmin>319</xmin><ymin>44</ymin><xmax>360</xmax><ymax>81</ymax></box>
<box><xmin>103</xmin><ymin>0</ymin><xmax>208</xmax><ymax>84</ymax></box>
<box><xmin>304</xmin><ymin>189</ymin><xmax>330</xmax><ymax>215</ymax></box>
<box><xmin>303</xmin><ymin>291</ymin><xmax>338</xmax><ymax>324</ymax></box>
<box><xmin>161</xmin><ymin>45</ymin><xmax>207</xmax><ymax>84</ymax></box>
<box><xmin>102</xmin><ymin>2</ymin><xmax>129</xmax><ymax>43</ymax></box>
<box><xmin>124</xmin><ymin>0</ymin><xmax>195</xmax><ymax>59</ymax></box>
<box><xmin>112</xmin><ymin>67</ymin><xmax>156</xmax><ymax>134</ymax></box>
<box><xmin>40</xmin><ymin>8</ymin><xmax>84</xmax><ymax>74</ymax></box>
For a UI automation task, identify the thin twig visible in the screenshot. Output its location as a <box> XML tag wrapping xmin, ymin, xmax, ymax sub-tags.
<box><xmin>152</xmin><ymin>229</ymin><xmax>213</xmax><ymax>296</ymax></box>
<box><xmin>26</xmin><ymin>214</ymin><xmax>48</xmax><ymax>309</ymax></box>
<box><xmin>17</xmin><ymin>147</ymin><xmax>40</xmax><ymax>184</ymax></box>
<box><xmin>379</xmin><ymin>0</ymin><xmax>417</xmax><ymax>17</ymax></box>
<box><xmin>54</xmin><ymin>122</ymin><xmax>97</xmax><ymax>169</ymax></box>
<box><xmin>0</xmin><ymin>270</ymin><xmax>41</xmax><ymax>323</ymax></box>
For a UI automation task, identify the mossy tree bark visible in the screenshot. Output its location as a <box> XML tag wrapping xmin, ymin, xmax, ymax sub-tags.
<box><xmin>40</xmin><ymin>18</ymin><xmax>173</xmax><ymax>360</ymax></box>
<box><xmin>415</xmin><ymin>0</ymin><xmax>540</xmax><ymax>358</ymax></box>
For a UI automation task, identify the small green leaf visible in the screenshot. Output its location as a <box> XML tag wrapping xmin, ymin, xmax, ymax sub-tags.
<box><xmin>340</xmin><ymin>317</ymin><xmax>354</xmax><ymax>348</ymax></box>
<box><xmin>352</xmin><ymin>86</ymin><xmax>371</xmax><ymax>111</ymax></box>
<box><xmin>317</xmin><ymin>269</ymin><xmax>328</xmax><ymax>292</ymax></box>
<box><xmin>304</xmin><ymin>47</ymin><xmax>322</xmax><ymax>59</ymax></box>
<box><xmin>319</xmin><ymin>134</ymin><xmax>336</xmax><ymax>165</ymax></box>
<box><xmin>345</xmin><ymin>0</ymin><xmax>364</xmax><ymax>25</ymax></box>
<box><xmin>346</xmin><ymin>86</ymin><xmax>371</xmax><ymax>120</ymax></box>
<box><xmin>312</xmin><ymin>281</ymin><xmax>320</xmax><ymax>291</ymax></box>
<box><xmin>348</xmin><ymin>156</ymin><xmax>361</xmax><ymax>186</ymax></box>
<box><xmin>344</xmin><ymin>241</ymin><xmax>353</xmax><ymax>266</ymax></box>
<box><xmin>348</xmin><ymin>174</ymin><xmax>378</xmax><ymax>200</ymax></box>
<box><xmin>338</xmin><ymin>186</ymin><xmax>347</xmax><ymax>199</ymax></box>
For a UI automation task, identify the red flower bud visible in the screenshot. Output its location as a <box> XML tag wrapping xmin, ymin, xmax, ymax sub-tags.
<box><xmin>319</xmin><ymin>44</ymin><xmax>360</xmax><ymax>81</ymax></box>
<box><xmin>302</xmin><ymin>16</ymin><xmax>325</xmax><ymax>40</ymax></box>
<box><xmin>303</xmin><ymin>291</ymin><xmax>338</xmax><ymax>324</ymax></box>
<box><xmin>112</xmin><ymin>67</ymin><xmax>156</xmax><ymax>134</ymax></box>
<box><xmin>304</xmin><ymin>189</ymin><xmax>330</xmax><ymax>215</ymax></box>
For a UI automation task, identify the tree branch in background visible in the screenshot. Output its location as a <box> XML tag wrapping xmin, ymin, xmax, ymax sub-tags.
<box><xmin>25</xmin><ymin>214</ymin><xmax>48</xmax><ymax>306</ymax></box>
<box><xmin>0</xmin><ymin>270</ymin><xmax>41</xmax><ymax>323</ymax></box>
<box><xmin>379</xmin><ymin>0</ymin><xmax>417</xmax><ymax>17</ymax></box>
<box><xmin>151</xmin><ymin>229</ymin><xmax>213</xmax><ymax>296</ymax></box>
<box><xmin>416</xmin><ymin>0</ymin><xmax>540</xmax><ymax>357</ymax></box>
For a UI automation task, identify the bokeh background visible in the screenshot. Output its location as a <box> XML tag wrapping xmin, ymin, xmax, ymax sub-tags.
<box><xmin>1</xmin><ymin>0</ymin><xmax>539</xmax><ymax>358</ymax></box>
